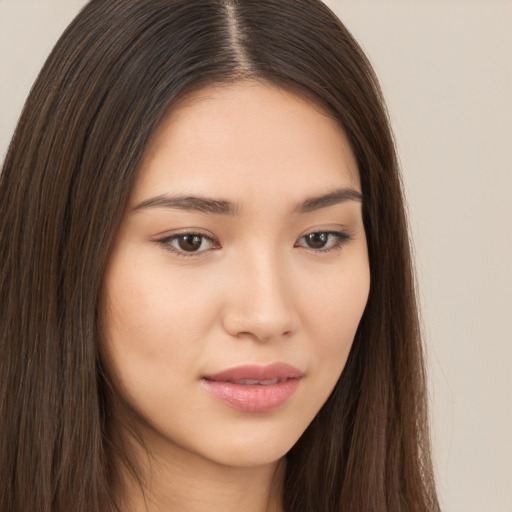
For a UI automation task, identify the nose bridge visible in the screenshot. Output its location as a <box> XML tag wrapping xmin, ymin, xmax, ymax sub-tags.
<box><xmin>222</xmin><ymin>245</ymin><xmax>297</xmax><ymax>341</ymax></box>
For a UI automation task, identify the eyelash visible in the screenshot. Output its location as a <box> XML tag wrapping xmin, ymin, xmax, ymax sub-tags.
<box><xmin>156</xmin><ymin>230</ymin><xmax>352</xmax><ymax>258</ymax></box>
<box><xmin>156</xmin><ymin>231</ymin><xmax>219</xmax><ymax>258</ymax></box>
<box><xmin>294</xmin><ymin>231</ymin><xmax>351</xmax><ymax>253</ymax></box>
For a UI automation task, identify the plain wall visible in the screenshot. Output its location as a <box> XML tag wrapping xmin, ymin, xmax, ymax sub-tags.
<box><xmin>1</xmin><ymin>1</ymin><xmax>511</xmax><ymax>511</ymax></box>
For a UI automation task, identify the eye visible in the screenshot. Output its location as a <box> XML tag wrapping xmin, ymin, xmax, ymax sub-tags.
<box><xmin>295</xmin><ymin>231</ymin><xmax>351</xmax><ymax>252</ymax></box>
<box><xmin>156</xmin><ymin>232</ymin><xmax>219</xmax><ymax>257</ymax></box>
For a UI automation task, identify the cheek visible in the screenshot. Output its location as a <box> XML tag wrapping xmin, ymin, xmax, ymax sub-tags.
<box><xmin>104</xmin><ymin>247</ymin><xmax>212</xmax><ymax>335</ymax></box>
<box><xmin>100</xmin><ymin>248</ymin><xmax>217</xmax><ymax>396</ymax></box>
<box><xmin>303</xmin><ymin>253</ymin><xmax>369</xmax><ymax>334</ymax></box>
<box><xmin>301</xmin><ymin>256</ymin><xmax>370</xmax><ymax>383</ymax></box>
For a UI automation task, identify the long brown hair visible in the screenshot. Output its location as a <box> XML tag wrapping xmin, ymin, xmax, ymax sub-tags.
<box><xmin>0</xmin><ymin>1</ymin><xmax>439</xmax><ymax>510</ymax></box>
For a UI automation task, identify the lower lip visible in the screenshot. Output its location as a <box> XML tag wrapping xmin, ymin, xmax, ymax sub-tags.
<box><xmin>201</xmin><ymin>378</ymin><xmax>301</xmax><ymax>413</ymax></box>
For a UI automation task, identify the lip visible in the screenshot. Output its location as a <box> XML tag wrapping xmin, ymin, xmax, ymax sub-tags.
<box><xmin>201</xmin><ymin>363</ymin><xmax>303</xmax><ymax>413</ymax></box>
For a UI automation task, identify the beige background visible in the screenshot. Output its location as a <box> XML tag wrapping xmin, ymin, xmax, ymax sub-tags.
<box><xmin>1</xmin><ymin>1</ymin><xmax>511</xmax><ymax>511</ymax></box>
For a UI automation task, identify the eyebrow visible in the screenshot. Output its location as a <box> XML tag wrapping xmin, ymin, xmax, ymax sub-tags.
<box><xmin>132</xmin><ymin>187</ymin><xmax>363</xmax><ymax>215</ymax></box>
<box><xmin>293</xmin><ymin>187</ymin><xmax>363</xmax><ymax>213</ymax></box>
<box><xmin>133</xmin><ymin>194</ymin><xmax>238</xmax><ymax>215</ymax></box>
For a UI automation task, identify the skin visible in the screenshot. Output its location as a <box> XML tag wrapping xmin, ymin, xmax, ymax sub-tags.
<box><xmin>101</xmin><ymin>81</ymin><xmax>370</xmax><ymax>512</ymax></box>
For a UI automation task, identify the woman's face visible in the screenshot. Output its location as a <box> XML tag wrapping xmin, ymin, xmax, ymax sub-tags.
<box><xmin>102</xmin><ymin>81</ymin><xmax>370</xmax><ymax>468</ymax></box>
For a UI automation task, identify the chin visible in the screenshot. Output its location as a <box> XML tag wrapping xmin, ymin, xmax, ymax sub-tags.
<box><xmin>194</xmin><ymin>418</ymin><xmax>308</xmax><ymax>468</ymax></box>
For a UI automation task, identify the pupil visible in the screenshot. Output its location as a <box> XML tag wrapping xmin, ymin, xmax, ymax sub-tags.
<box><xmin>306</xmin><ymin>232</ymin><xmax>328</xmax><ymax>249</ymax></box>
<box><xmin>178</xmin><ymin>235</ymin><xmax>202</xmax><ymax>251</ymax></box>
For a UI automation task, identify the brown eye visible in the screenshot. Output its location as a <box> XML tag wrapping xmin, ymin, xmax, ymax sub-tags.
<box><xmin>177</xmin><ymin>234</ymin><xmax>203</xmax><ymax>252</ymax></box>
<box><xmin>157</xmin><ymin>232</ymin><xmax>218</xmax><ymax>256</ymax></box>
<box><xmin>296</xmin><ymin>231</ymin><xmax>351</xmax><ymax>253</ymax></box>
<box><xmin>304</xmin><ymin>232</ymin><xmax>329</xmax><ymax>249</ymax></box>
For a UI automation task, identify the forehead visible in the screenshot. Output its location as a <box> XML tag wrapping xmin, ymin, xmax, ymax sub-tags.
<box><xmin>132</xmin><ymin>81</ymin><xmax>360</xmax><ymax>205</ymax></box>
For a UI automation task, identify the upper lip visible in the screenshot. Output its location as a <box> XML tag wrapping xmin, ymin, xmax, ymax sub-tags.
<box><xmin>203</xmin><ymin>362</ymin><xmax>304</xmax><ymax>382</ymax></box>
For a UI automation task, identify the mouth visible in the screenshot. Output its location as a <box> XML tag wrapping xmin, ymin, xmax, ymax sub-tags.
<box><xmin>201</xmin><ymin>363</ymin><xmax>303</xmax><ymax>413</ymax></box>
<box><xmin>219</xmin><ymin>377</ymin><xmax>286</xmax><ymax>385</ymax></box>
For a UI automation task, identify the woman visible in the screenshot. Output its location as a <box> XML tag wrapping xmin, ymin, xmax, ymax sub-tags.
<box><xmin>0</xmin><ymin>1</ymin><xmax>440</xmax><ymax>511</ymax></box>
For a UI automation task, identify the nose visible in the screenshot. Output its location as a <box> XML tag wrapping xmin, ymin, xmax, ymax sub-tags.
<box><xmin>220</xmin><ymin>251</ymin><xmax>298</xmax><ymax>342</ymax></box>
